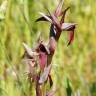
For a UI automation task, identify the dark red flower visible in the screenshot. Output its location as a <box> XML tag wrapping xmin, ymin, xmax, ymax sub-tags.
<box><xmin>36</xmin><ymin>42</ymin><xmax>50</xmax><ymax>70</ymax></box>
<box><xmin>36</xmin><ymin>0</ymin><xmax>76</xmax><ymax>45</ymax></box>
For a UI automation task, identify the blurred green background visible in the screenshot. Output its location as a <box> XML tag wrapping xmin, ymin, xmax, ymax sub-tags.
<box><xmin>0</xmin><ymin>0</ymin><xmax>96</xmax><ymax>96</ymax></box>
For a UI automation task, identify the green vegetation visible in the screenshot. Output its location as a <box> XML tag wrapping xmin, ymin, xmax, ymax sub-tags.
<box><xmin>0</xmin><ymin>0</ymin><xmax>96</xmax><ymax>96</ymax></box>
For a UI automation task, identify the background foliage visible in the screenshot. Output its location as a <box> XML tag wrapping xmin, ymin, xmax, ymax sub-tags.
<box><xmin>0</xmin><ymin>0</ymin><xmax>96</xmax><ymax>96</ymax></box>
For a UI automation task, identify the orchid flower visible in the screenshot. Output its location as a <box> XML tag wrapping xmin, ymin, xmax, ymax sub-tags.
<box><xmin>36</xmin><ymin>0</ymin><xmax>76</xmax><ymax>45</ymax></box>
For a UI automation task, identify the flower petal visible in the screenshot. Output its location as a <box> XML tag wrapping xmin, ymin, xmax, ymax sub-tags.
<box><xmin>38</xmin><ymin>12</ymin><xmax>52</xmax><ymax>22</ymax></box>
<box><xmin>54</xmin><ymin>0</ymin><xmax>64</xmax><ymax>17</ymax></box>
<box><xmin>37</xmin><ymin>11</ymin><xmax>61</xmax><ymax>29</ymax></box>
<box><xmin>60</xmin><ymin>7</ymin><xmax>70</xmax><ymax>24</ymax></box>
<box><xmin>50</xmin><ymin>13</ymin><xmax>61</xmax><ymax>30</ymax></box>
<box><xmin>35</xmin><ymin>16</ymin><xmax>51</xmax><ymax>22</ymax></box>
<box><xmin>22</xmin><ymin>43</ymin><xmax>38</xmax><ymax>57</ymax></box>
<box><xmin>39</xmin><ymin>64</ymin><xmax>51</xmax><ymax>84</ymax></box>
<box><xmin>67</xmin><ymin>29</ymin><xmax>74</xmax><ymax>46</ymax></box>
<box><xmin>39</xmin><ymin>52</ymin><xmax>48</xmax><ymax>70</ymax></box>
<box><xmin>61</xmin><ymin>23</ymin><xmax>76</xmax><ymax>31</ymax></box>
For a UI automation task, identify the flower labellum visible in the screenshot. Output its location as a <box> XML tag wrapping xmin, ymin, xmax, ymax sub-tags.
<box><xmin>39</xmin><ymin>64</ymin><xmax>51</xmax><ymax>84</ymax></box>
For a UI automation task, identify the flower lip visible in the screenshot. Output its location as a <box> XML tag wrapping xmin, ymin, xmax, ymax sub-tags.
<box><xmin>39</xmin><ymin>64</ymin><xmax>52</xmax><ymax>84</ymax></box>
<box><xmin>61</xmin><ymin>23</ymin><xmax>76</xmax><ymax>31</ymax></box>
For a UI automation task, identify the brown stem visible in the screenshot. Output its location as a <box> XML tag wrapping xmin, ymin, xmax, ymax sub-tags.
<box><xmin>48</xmin><ymin>30</ymin><xmax>62</xmax><ymax>65</ymax></box>
<box><xmin>36</xmin><ymin>75</ymin><xmax>42</xmax><ymax>96</ymax></box>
